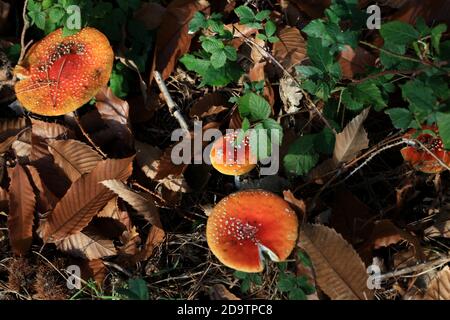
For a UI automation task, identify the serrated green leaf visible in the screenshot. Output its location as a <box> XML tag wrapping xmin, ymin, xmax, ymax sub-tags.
<box><xmin>201</xmin><ymin>37</ymin><xmax>224</xmax><ymax>53</ymax></box>
<box><xmin>402</xmin><ymin>80</ymin><xmax>436</xmax><ymax>121</ymax></box>
<box><xmin>49</xmin><ymin>7</ymin><xmax>65</xmax><ymax>23</ymax></box>
<box><xmin>238</xmin><ymin>93</ymin><xmax>271</xmax><ymax>122</ymax></box>
<box><xmin>262</xmin><ymin>118</ymin><xmax>283</xmax><ymax>145</ymax></box>
<box><xmin>242</xmin><ymin>117</ymin><xmax>250</xmax><ymax>132</ymax></box>
<box><xmin>268</xmin><ymin>36</ymin><xmax>279</xmax><ymax>43</ymax></box>
<box><xmin>381</xmin><ymin>21</ymin><xmax>419</xmax><ymax>46</ymax></box>
<box><xmin>28</xmin><ymin>0</ymin><xmax>42</xmax><ymax>12</ymax></box>
<box><xmin>314</xmin><ymin>128</ymin><xmax>335</xmax><ymax>154</ymax></box>
<box><xmin>265</xmin><ymin>20</ymin><xmax>276</xmax><ymax>37</ymax></box>
<box><xmin>42</xmin><ymin>0</ymin><xmax>53</xmax><ymax>10</ymax></box>
<box><xmin>29</xmin><ymin>10</ymin><xmax>46</xmax><ymax>30</ymax></box>
<box><xmin>307</xmin><ymin>37</ymin><xmax>334</xmax><ymax>72</ymax></box>
<box><xmin>278</xmin><ymin>277</ymin><xmax>295</xmax><ymax>292</ymax></box>
<box><xmin>283</xmin><ymin>135</ymin><xmax>319</xmax><ymax>176</ymax></box>
<box><xmin>223</xmin><ymin>46</ymin><xmax>237</xmax><ymax>61</ymax></box>
<box><xmin>211</xmin><ymin>50</ymin><xmax>227</xmax><ymax>69</ymax></box>
<box><xmin>289</xmin><ymin>288</ymin><xmax>307</xmax><ymax>300</ymax></box>
<box><xmin>256</xmin><ymin>33</ymin><xmax>267</xmax><ymax>41</ymax></box>
<box><xmin>385</xmin><ymin>108</ymin><xmax>414</xmax><ymax>130</ymax></box>
<box><xmin>189</xmin><ymin>11</ymin><xmax>207</xmax><ymax>33</ymax></box>
<box><xmin>431</xmin><ymin>24</ymin><xmax>447</xmax><ymax>54</ymax></box>
<box><xmin>437</xmin><ymin>112</ymin><xmax>450</xmax><ymax>149</ymax></box>
<box><xmin>255</xmin><ymin>10</ymin><xmax>270</xmax><ymax>21</ymax></box>
<box><xmin>234</xmin><ymin>5</ymin><xmax>255</xmax><ymax>21</ymax></box>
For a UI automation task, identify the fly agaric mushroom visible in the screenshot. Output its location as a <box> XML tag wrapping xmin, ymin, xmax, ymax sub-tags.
<box><xmin>14</xmin><ymin>27</ymin><xmax>114</xmax><ymax>116</ymax></box>
<box><xmin>401</xmin><ymin>124</ymin><xmax>450</xmax><ymax>173</ymax></box>
<box><xmin>206</xmin><ymin>190</ymin><xmax>298</xmax><ymax>272</ymax></box>
<box><xmin>210</xmin><ymin>130</ymin><xmax>257</xmax><ymax>176</ymax></box>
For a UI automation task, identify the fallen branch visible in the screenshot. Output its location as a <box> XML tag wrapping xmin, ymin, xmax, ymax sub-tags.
<box><xmin>153</xmin><ymin>71</ymin><xmax>190</xmax><ymax>134</ymax></box>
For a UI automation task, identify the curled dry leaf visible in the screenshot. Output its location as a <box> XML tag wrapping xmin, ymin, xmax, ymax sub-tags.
<box><xmin>79</xmin><ymin>259</ymin><xmax>107</xmax><ymax>287</ymax></box>
<box><xmin>48</xmin><ymin>139</ymin><xmax>102</xmax><ymax>182</ymax></box>
<box><xmin>56</xmin><ymin>231</ymin><xmax>117</xmax><ymax>260</ymax></box>
<box><xmin>135</xmin><ymin>140</ymin><xmax>190</xmax><ymax>193</ymax></box>
<box><xmin>190</xmin><ymin>92</ymin><xmax>228</xmax><ymax>119</ymax></box>
<box><xmin>283</xmin><ymin>190</ymin><xmax>306</xmax><ymax>217</ymax></box>
<box><xmin>95</xmin><ymin>87</ymin><xmax>133</xmax><ymax>147</ymax></box>
<box><xmin>0</xmin><ymin>117</ymin><xmax>28</xmax><ymax>154</ymax></box>
<box><xmin>424</xmin><ymin>266</ymin><xmax>450</xmax><ymax>300</ymax></box>
<box><xmin>7</xmin><ymin>165</ymin><xmax>36</xmax><ymax>255</ymax></box>
<box><xmin>101</xmin><ymin>179</ymin><xmax>161</xmax><ymax>226</ymax></box>
<box><xmin>298</xmin><ymin>224</ymin><xmax>373</xmax><ymax>300</ymax></box>
<box><xmin>338</xmin><ymin>46</ymin><xmax>376</xmax><ymax>80</ymax></box>
<box><xmin>135</xmin><ymin>224</ymin><xmax>165</xmax><ymax>262</ymax></box>
<box><xmin>118</xmin><ymin>226</ymin><xmax>141</xmax><ymax>257</ymax></box>
<box><xmin>97</xmin><ymin>197</ymin><xmax>133</xmax><ymax>231</ymax></box>
<box><xmin>152</xmin><ymin>0</ymin><xmax>209</xmax><ymax>81</ymax></box>
<box><xmin>272</xmin><ymin>26</ymin><xmax>307</xmax><ymax>71</ymax></box>
<box><xmin>279</xmin><ymin>76</ymin><xmax>303</xmax><ymax>114</ymax></box>
<box><xmin>26</xmin><ymin>165</ymin><xmax>58</xmax><ymax>213</ymax></box>
<box><xmin>39</xmin><ymin>156</ymin><xmax>134</xmax><ymax>242</ymax></box>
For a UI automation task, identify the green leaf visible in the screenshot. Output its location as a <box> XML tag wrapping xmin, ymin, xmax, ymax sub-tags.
<box><xmin>223</xmin><ymin>46</ymin><xmax>237</xmax><ymax>61</ymax></box>
<box><xmin>201</xmin><ymin>37</ymin><xmax>224</xmax><ymax>53</ymax></box>
<box><xmin>283</xmin><ymin>135</ymin><xmax>319</xmax><ymax>176</ymax></box>
<box><xmin>118</xmin><ymin>279</ymin><xmax>149</xmax><ymax>300</ymax></box>
<box><xmin>42</xmin><ymin>0</ymin><xmax>53</xmax><ymax>10</ymax></box>
<box><xmin>268</xmin><ymin>36</ymin><xmax>279</xmax><ymax>43</ymax></box>
<box><xmin>241</xmin><ymin>279</ymin><xmax>250</xmax><ymax>293</ymax></box>
<box><xmin>381</xmin><ymin>21</ymin><xmax>420</xmax><ymax>46</ymax></box>
<box><xmin>314</xmin><ymin>128</ymin><xmax>335</xmax><ymax>154</ymax></box>
<box><xmin>307</xmin><ymin>37</ymin><xmax>333</xmax><ymax>72</ymax></box>
<box><xmin>289</xmin><ymin>288</ymin><xmax>307</xmax><ymax>300</ymax></box>
<box><xmin>27</xmin><ymin>0</ymin><xmax>42</xmax><ymax>12</ymax></box>
<box><xmin>264</xmin><ymin>20</ymin><xmax>276</xmax><ymax>37</ymax></box>
<box><xmin>29</xmin><ymin>10</ymin><xmax>46</xmax><ymax>30</ymax></box>
<box><xmin>431</xmin><ymin>24</ymin><xmax>447</xmax><ymax>54</ymax></box>
<box><xmin>234</xmin><ymin>5</ymin><xmax>255</xmax><ymax>21</ymax></box>
<box><xmin>238</xmin><ymin>93</ymin><xmax>271</xmax><ymax>122</ymax></box>
<box><xmin>262</xmin><ymin>118</ymin><xmax>283</xmax><ymax>145</ymax></box>
<box><xmin>49</xmin><ymin>7</ymin><xmax>65</xmax><ymax>24</ymax></box>
<box><xmin>189</xmin><ymin>12</ymin><xmax>207</xmax><ymax>33</ymax></box>
<box><xmin>255</xmin><ymin>10</ymin><xmax>270</xmax><ymax>21</ymax></box>
<box><xmin>385</xmin><ymin>108</ymin><xmax>414</xmax><ymax>130</ymax></box>
<box><xmin>278</xmin><ymin>277</ymin><xmax>295</xmax><ymax>292</ymax></box>
<box><xmin>402</xmin><ymin>80</ymin><xmax>437</xmax><ymax>121</ymax></box>
<box><xmin>343</xmin><ymin>82</ymin><xmax>386</xmax><ymax>111</ymax></box>
<box><xmin>234</xmin><ymin>271</ymin><xmax>248</xmax><ymax>280</ymax></box>
<box><xmin>242</xmin><ymin>117</ymin><xmax>250</xmax><ymax>132</ymax></box>
<box><xmin>437</xmin><ymin>112</ymin><xmax>450</xmax><ymax>149</ymax></box>
<box><xmin>180</xmin><ymin>54</ymin><xmax>210</xmax><ymax>75</ymax></box>
<box><xmin>211</xmin><ymin>50</ymin><xmax>227</xmax><ymax>69</ymax></box>
<box><xmin>256</xmin><ymin>33</ymin><xmax>267</xmax><ymax>41</ymax></box>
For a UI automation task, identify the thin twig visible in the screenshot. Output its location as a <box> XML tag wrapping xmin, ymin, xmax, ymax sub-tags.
<box><xmin>235</xmin><ymin>28</ymin><xmax>337</xmax><ymax>134</ymax></box>
<box><xmin>73</xmin><ymin>112</ymin><xmax>107</xmax><ymax>158</ymax></box>
<box><xmin>377</xmin><ymin>256</ymin><xmax>450</xmax><ymax>281</ymax></box>
<box><xmin>17</xmin><ymin>0</ymin><xmax>32</xmax><ymax>66</ymax></box>
<box><xmin>153</xmin><ymin>71</ymin><xmax>190</xmax><ymax>134</ymax></box>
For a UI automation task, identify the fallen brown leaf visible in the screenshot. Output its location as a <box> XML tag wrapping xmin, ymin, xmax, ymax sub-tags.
<box><xmin>7</xmin><ymin>164</ymin><xmax>36</xmax><ymax>255</ymax></box>
<box><xmin>209</xmin><ymin>284</ymin><xmax>240</xmax><ymax>300</ymax></box>
<box><xmin>56</xmin><ymin>231</ymin><xmax>117</xmax><ymax>260</ymax></box>
<box><xmin>338</xmin><ymin>46</ymin><xmax>376</xmax><ymax>80</ymax></box>
<box><xmin>272</xmin><ymin>26</ymin><xmax>307</xmax><ymax>71</ymax></box>
<box><xmin>424</xmin><ymin>266</ymin><xmax>450</xmax><ymax>300</ymax></box>
<box><xmin>0</xmin><ymin>118</ymin><xmax>28</xmax><ymax>154</ymax></box>
<box><xmin>190</xmin><ymin>93</ymin><xmax>228</xmax><ymax>119</ymax></box>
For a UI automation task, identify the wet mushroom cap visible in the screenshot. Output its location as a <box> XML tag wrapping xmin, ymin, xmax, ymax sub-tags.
<box><xmin>206</xmin><ymin>190</ymin><xmax>299</xmax><ymax>272</ymax></box>
<box><xmin>401</xmin><ymin>125</ymin><xmax>450</xmax><ymax>174</ymax></box>
<box><xmin>14</xmin><ymin>27</ymin><xmax>114</xmax><ymax>116</ymax></box>
<box><xmin>209</xmin><ymin>130</ymin><xmax>257</xmax><ymax>176</ymax></box>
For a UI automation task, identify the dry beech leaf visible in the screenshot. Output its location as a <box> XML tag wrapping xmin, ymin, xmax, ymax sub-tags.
<box><xmin>135</xmin><ymin>140</ymin><xmax>190</xmax><ymax>193</ymax></box>
<box><xmin>134</xmin><ymin>2</ymin><xmax>166</xmax><ymax>30</ymax></box>
<box><xmin>190</xmin><ymin>92</ymin><xmax>228</xmax><ymax>119</ymax></box>
<box><xmin>250</xmin><ymin>36</ymin><xmax>265</xmax><ymax>63</ymax></box>
<box><xmin>225</xmin><ymin>23</ymin><xmax>257</xmax><ymax>49</ymax></box>
<box><xmin>209</xmin><ymin>284</ymin><xmax>240</xmax><ymax>300</ymax></box>
<box><xmin>48</xmin><ymin>139</ymin><xmax>102</xmax><ymax>182</ymax></box>
<box><xmin>55</xmin><ymin>231</ymin><xmax>117</xmax><ymax>260</ymax></box>
<box><xmin>425</xmin><ymin>211</ymin><xmax>450</xmax><ymax>238</ymax></box>
<box><xmin>424</xmin><ymin>266</ymin><xmax>450</xmax><ymax>300</ymax></box>
<box><xmin>31</xmin><ymin>118</ymin><xmax>73</xmax><ymax>140</ymax></box>
<box><xmin>0</xmin><ymin>117</ymin><xmax>28</xmax><ymax>154</ymax></box>
<box><xmin>279</xmin><ymin>76</ymin><xmax>303</xmax><ymax>114</ymax></box>
<box><xmin>26</xmin><ymin>165</ymin><xmax>58</xmax><ymax>213</ymax></box>
<box><xmin>40</xmin><ymin>156</ymin><xmax>134</xmax><ymax>242</ymax></box>
<box><xmin>338</xmin><ymin>46</ymin><xmax>376</xmax><ymax>80</ymax></box>
<box><xmin>97</xmin><ymin>197</ymin><xmax>132</xmax><ymax>231</ymax></box>
<box><xmin>298</xmin><ymin>224</ymin><xmax>373</xmax><ymax>300</ymax></box>
<box><xmin>79</xmin><ymin>259</ymin><xmax>107</xmax><ymax>287</ymax></box>
<box><xmin>101</xmin><ymin>179</ymin><xmax>161</xmax><ymax>226</ymax></box>
<box><xmin>7</xmin><ymin>165</ymin><xmax>36</xmax><ymax>255</ymax></box>
<box><xmin>272</xmin><ymin>26</ymin><xmax>307</xmax><ymax>71</ymax></box>
<box><xmin>334</xmin><ymin>108</ymin><xmax>369</xmax><ymax>163</ymax></box>
<box><xmin>118</xmin><ymin>226</ymin><xmax>141</xmax><ymax>257</ymax></box>
<box><xmin>135</xmin><ymin>224</ymin><xmax>165</xmax><ymax>262</ymax></box>
<box><xmin>95</xmin><ymin>87</ymin><xmax>133</xmax><ymax>147</ymax></box>
<box><xmin>283</xmin><ymin>190</ymin><xmax>306</xmax><ymax>217</ymax></box>
<box><xmin>152</xmin><ymin>0</ymin><xmax>209</xmax><ymax>81</ymax></box>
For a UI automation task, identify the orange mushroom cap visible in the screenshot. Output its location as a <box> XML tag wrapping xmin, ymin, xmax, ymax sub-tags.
<box><xmin>206</xmin><ymin>190</ymin><xmax>299</xmax><ymax>272</ymax></box>
<box><xmin>14</xmin><ymin>27</ymin><xmax>114</xmax><ymax>116</ymax></box>
<box><xmin>401</xmin><ymin>125</ymin><xmax>450</xmax><ymax>174</ymax></box>
<box><xmin>210</xmin><ymin>130</ymin><xmax>257</xmax><ymax>176</ymax></box>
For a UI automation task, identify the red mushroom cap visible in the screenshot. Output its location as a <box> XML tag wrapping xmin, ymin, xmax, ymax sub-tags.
<box><xmin>14</xmin><ymin>27</ymin><xmax>114</xmax><ymax>116</ymax></box>
<box><xmin>209</xmin><ymin>130</ymin><xmax>257</xmax><ymax>176</ymax></box>
<box><xmin>206</xmin><ymin>190</ymin><xmax>299</xmax><ymax>272</ymax></box>
<box><xmin>401</xmin><ymin>125</ymin><xmax>450</xmax><ymax>174</ymax></box>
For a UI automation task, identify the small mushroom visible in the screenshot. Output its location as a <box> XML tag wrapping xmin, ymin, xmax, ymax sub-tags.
<box><xmin>206</xmin><ymin>189</ymin><xmax>299</xmax><ymax>272</ymax></box>
<box><xmin>14</xmin><ymin>27</ymin><xmax>114</xmax><ymax>116</ymax></box>
<box><xmin>209</xmin><ymin>130</ymin><xmax>257</xmax><ymax>176</ymax></box>
<box><xmin>401</xmin><ymin>125</ymin><xmax>450</xmax><ymax>173</ymax></box>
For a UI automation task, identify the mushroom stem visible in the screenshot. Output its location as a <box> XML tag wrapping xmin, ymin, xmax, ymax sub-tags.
<box><xmin>153</xmin><ymin>71</ymin><xmax>190</xmax><ymax>134</ymax></box>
